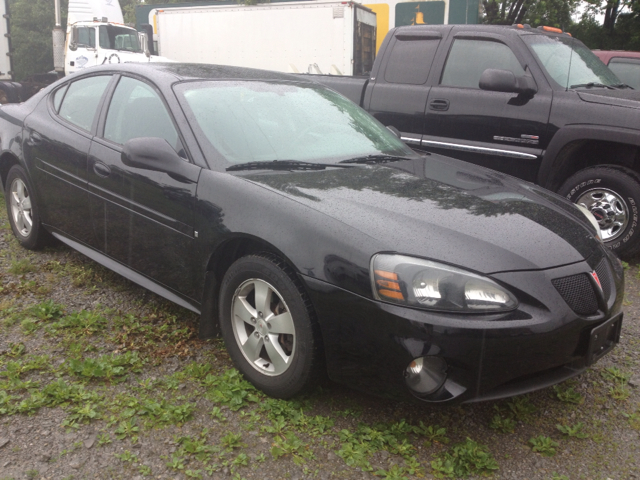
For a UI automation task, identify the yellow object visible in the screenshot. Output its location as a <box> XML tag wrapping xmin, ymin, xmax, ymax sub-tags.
<box><xmin>364</xmin><ymin>3</ymin><xmax>389</xmax><ymax>53</ymax></box>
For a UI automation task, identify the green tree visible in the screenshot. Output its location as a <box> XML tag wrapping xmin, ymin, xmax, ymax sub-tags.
<box><xmin>482</xmin><ymin>0</ymin><xmax>580</xmax><ymax>28</ymax></box>
<box><xmin>9</xmin><ymin>0</ymin><xmax>68</xmax><ymax>81</ymax></box>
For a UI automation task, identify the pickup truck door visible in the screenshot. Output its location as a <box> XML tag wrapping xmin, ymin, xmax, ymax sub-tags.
<box><xmin>365</xmin><ymin>31</ymin><xmax>444</xmax><ymax>147</ymax></box>
<box><xmin>423</xmin><ymin>30</ymin><xmax>552</xmax><ymax>183</ymax></box>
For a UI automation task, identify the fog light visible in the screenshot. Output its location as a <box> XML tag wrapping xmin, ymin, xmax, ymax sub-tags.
<box><xmin>404</xmin><ymin>356</ymin><xmax>447</xmax><ymax>396</ymax></box>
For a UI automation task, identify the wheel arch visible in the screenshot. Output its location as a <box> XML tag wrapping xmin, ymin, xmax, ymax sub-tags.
<box><xmin>539</xmin><ymin>125</ymin><xmax>640</xmax><ymax>192</ymax></box>
<box><xmin>198</xmin><ymin>233</ymin><xmax>317</xmax><ymax>340</ymax></box>
<box><xmin>0</xmin><ymin>152</ymin><xmax>21</xmax><ymax>192</ymax></box>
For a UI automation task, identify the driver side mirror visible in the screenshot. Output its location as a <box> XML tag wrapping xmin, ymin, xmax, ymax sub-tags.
<box><xmin>122</xmin><ymin>137</ymin><xmax>200</xmax><ymax>183</ymax></box>
<box><xmin>69</xmin><ymin>26</ymin><xmax>78</xmax><ymax>51</ymax></box>
<box><xmin>479</xmin><ymin>69</ymin><xmax>537</xmax><ymax>97</ymax></box>
<box><xmin>138</xmin><ymin>31</ymin><xmax>151</xmax><ymax>58</ymax></box>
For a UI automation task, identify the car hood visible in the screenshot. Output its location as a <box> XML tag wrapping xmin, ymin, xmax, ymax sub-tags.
<box><xmin>238</xmin><ymin>156</ymin><xmax>600</xmax><ymax>274</ymax></box>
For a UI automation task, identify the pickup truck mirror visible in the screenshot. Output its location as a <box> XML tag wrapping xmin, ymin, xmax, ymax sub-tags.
<box><xmin>121</xmin><ymin>137</ymin><xmax>199</xmax><ymax>183</ymax></box>
<box><xmin>479</xmin><ymin>69</ymin><xmax>537</xmax><ymax>97</ymax></box>
<box><xmin>138</xmin><ymin>31</ymin><xmax>151</xmax><ymax>58</ymax></box>
<box><xmin>69</xmin><ymin>26</ymin><xmax>78</xmax><ymax>52</ymax></box>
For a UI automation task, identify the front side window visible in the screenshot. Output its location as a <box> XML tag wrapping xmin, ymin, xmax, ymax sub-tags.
<box><xmin>175</xmin><ymin>81</ymin><xmax>413</xmax><ymax>165</ymax></box>
<box><xmin>76</xmin><ymin>27</ymin><xmax>96</xmax><ymax>48</ymax></box>
<box><xmin>522</xmin><ymin>34</ymin><xmax>620</xmax><ymax>89</ymax></box>
<box><xmin>58</xmin><ymin>75</ymin><xmax>111</xmax><ymax>131</ymax></box>
<box><xmin>104</xmin><ymin>76</ymin><xmax>179</xmax><ymax>149</ymax></box>
<box><xmin>99</xmin><ymin>25</ymin><xmax>141</xmax><ymax>53</ymax></box>
<box><xmin>384</xmin><ymin>38</ymin><xmax>440</xmax><ymax>85</ymax></box>
<box><xmin>441</xmin><ymin>39</ymin><xmax>525</xmax><ymax>88</ymax></box>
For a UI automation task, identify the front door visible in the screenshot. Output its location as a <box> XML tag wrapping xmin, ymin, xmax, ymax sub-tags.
<box><xmin>423</xmin><ymin>33</ymin><xmax>552</xmax><ymax>182</ymax></box>
<box><xmin>88</xmin><ymin>75</ymin><xmax>200</xmax><ymax>299</ymax></box>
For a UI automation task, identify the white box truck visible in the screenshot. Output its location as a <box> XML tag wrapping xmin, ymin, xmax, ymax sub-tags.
<box><xmin>154</xmin><ymin>1</ymin><xmax>376</xmax><ymax>76</ymax></box>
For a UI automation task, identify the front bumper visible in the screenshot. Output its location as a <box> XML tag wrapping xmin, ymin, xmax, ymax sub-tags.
<box><xmin>300</xmin><ymin>252</ymin><xmax>624</xmax><ymax>404</ymax></box>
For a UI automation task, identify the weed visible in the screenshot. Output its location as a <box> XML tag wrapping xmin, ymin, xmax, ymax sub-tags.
<box><xmin>551</xmin><ymin>474</ymin><xmax>569</xmax><ymax>480</ymax></box>
<box><xmin>204</xmin><ymin>369</ymin><xmax>261</xmax><ymax>411</ymax></box>
<box><xmin>211</xmin><ymin>406</ymin><xmax>227</xmax><ymax>422</ymax></box>
<box><xmin>29</xmin><ymin>300</ymin><xmax>64</xmax><ymax>321</ymax></box>
<box><xmin>8</xmin><ymin>258</ymin><xmax>35</xmax><ymax>275</ymax></box>
<box><xmin>622</xmin><ymin>410</ymin><xmax>640</xmax><ymax>429</ymax></box>
<box><xmin>556</xmin><ymin>422</ymin><xmax>588</xmax><ymax>439</ymax></box>
<box><xmin>430</xmin><ymin>438</ymin><xmax>499</xmax><ymax>478</ymax></box>
<box><xmin>67</xmin><ymin>351</ymin><xmax>143</xmax><ymax>382</ymax></box>
<box><xmin>138</xmin><ymin>464</ymin><xmax>152</xmax><ymax>476</ymax></box>
<box><xmin>529</xmin><ymin>435</ymin><xmax>559</xmax><ymax>456</ymax></box>
<box><xmin>5</xmin><ymin>342</ymin><xmax>25</xmax><ymax>358</ymax></box>
<box><xmin>489</xmin><ymin>414</ymin><xmax>516</xmax><ymax>433</ymax></box>
<box><xmin>414</xmin><ymin>423</ymin><xmax>449</xmax><ymax>446</ymax></box>
<box><xmin>271</xmin><ymin>432</ymin><xmax>314</xmax><ymax>465</ymax></box>
<box><xmin>221</xmin><ymin>432</ymin><xmax>245</xmax><ymax>450</ymax></box>
<box><xmin>97</xmin><ymin>433</ymin><xmax>112</xmax><ymax>446</ymax></box>
<box><xmin>506</xmin><ymin>396</ymin><xmax>536</xmax><ymax>420</ymax></box>
<box><xmin>553</xmin><ymin>385</ymin><xmax>584</xmax><ymax>404</ymax></box>
<box><xmin>609</xmin><ymin>384</ymin><xmax>631</xmax><ymax>401</ymax></box>
<box><xmin>114</xmin><ymin>418</ymin><xmax>139</xmax><ymax>440</ymax></box>
<box><xmin>48</xmin><ymin>310</ymin><xmax>108</xmax><ymax>337</ymax></box>
<box><xmin>602</xmin><ymin>367</ymin><xmax>631</xmax><ymax>384</ymax></box>
<box><xmin>115</xmin><ymin>450</ymin><xmax>139</xmax><ymax>463</ymax></box>
<box><xmin>25</xmin><ymin>469</ymin><xmax>39</xmax><ymax>480</ymax></box>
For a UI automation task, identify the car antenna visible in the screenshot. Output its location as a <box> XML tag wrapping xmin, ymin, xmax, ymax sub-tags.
<box><xmin>565</xmin><ymin>35</ymin><xmax>575</xmax><ymax>91</ymax></box>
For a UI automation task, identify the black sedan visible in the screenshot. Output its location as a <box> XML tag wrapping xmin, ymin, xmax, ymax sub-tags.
<box><xmin>0</xmin><ymin>63</ymin><xmax>624</xmax><ymax>403</ymax></box>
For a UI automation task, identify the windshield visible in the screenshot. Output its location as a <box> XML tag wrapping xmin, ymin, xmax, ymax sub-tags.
<box><xmin>175</xmin><ymin>81</ymin><xmax>414</xmax><ymax>166</ymax></box>
<box><xmin>99</xmin><ymin>25</ymin><xmax>141</xmax><ymax>53</ymax></box>
<box><xmin>522</xmin><ymin>34</ymin><xmax>620</xmax><ymax>89</ymax></box>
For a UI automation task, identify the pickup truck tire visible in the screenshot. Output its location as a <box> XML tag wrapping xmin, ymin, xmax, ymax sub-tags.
<box><xmin>558</xmin><ymin>166</ymin><xmax>640</xmax><ymax>258</ymax></box>
<box><xmin>218</xmin><ymin>253</ymin><xmax>322</xmax><ymax>398</ymax></box>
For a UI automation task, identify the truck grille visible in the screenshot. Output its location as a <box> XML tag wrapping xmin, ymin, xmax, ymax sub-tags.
<box><xmin>594</xmin><ymin>259</ymin><xmax>614</xmax><ymax>300</ymax></box>
<box><xmin>552</xmin><ymin>273</ymin><xmax>598</xmax><ymax>316</ymax></box>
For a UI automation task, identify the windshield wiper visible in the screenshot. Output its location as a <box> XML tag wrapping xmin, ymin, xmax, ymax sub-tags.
<box><xmin>569</xmin><ymin>82</ymin><xmax>616</xmax><ymax>90</ymax></box>
<box><xmin>226</xmin><ymin>160</ymin><xmax>351</xmax><ymax>172</ymax></box>
<box><xmin>338</xmin><ymin>154</ymin><xmax>412</xmax><ymax>164</ymax></box>
<box><xmin>611</xmin><ymin>83</ymin><xmax>634</xmax><ymax>89</ymax></box>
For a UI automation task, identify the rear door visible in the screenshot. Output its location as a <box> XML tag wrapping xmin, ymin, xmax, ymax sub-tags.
<box><xmin>364</xmin><ymin>29</ymin><xmax>443</xmax><ymax>147</ymax></box>
<box><xmin>88</xmin><ymin>74</ymin><xmax>201</xmax><ymax>299</ymax></box>
<box><xmin>423</xmin><ymin>30</ymin><xmax>552</xmax><ymax>182</ymax></box>
<box><xmin>24</xmin><ymin>74</ymin><xmax>113</xmax><ymax>246</ymax></box>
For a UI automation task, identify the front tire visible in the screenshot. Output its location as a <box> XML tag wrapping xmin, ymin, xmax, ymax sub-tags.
<box><xmin>218</xmin><ymin>254</ymin><xmax>322</xmax><ymax>398</ymax></box>
<box><xmin>558</xmin><ymin>166</ymin><xmax>640</xmax><ymax>258</ymax></box>
<box><xmin>5</xmin><ymin>164</ymin><xmax>52</xmax><ymax>250</ymax></box>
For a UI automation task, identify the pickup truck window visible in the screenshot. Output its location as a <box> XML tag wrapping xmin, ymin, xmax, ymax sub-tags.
<box><xmin>441</xmin><ymin>39</ymin><xmax>525</xmax><ymax>89</ymax></box>
<box><xmin>522</xmin><ymin>35</ymin><xmax>619</xmax><ymax>89</ymax></box>
<box><xmin>384</xmin><ymin>38</ymin><xmax>439</xmax><ymax>85</ymax></box>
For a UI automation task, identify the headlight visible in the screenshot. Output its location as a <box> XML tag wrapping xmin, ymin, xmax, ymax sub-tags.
<box><xmin>371</xmin><ymin>254</ymin><xmax>518</xmax><ymax>313</ymax></box>
<box><xmin>576</xmin><ymin>204</ymin><xmax>603</xmax><ymax>241</ymax></box>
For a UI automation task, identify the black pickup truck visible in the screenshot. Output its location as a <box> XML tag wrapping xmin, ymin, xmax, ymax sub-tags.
<box><xmin>315</xmin><ymin>24</ymin><xmax>640</xmax><ymax>258</ymax></box>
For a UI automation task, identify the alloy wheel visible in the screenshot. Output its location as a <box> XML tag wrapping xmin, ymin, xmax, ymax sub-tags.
<box><xmin>10</xmin><ymin>177</ymin><xmax>33</xmax><ymax>238</ymax></box>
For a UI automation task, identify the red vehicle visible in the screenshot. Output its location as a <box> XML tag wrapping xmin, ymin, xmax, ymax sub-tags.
<box><xmin>593</xmin><ymin>50</ymin><xmax>640</xmax><ymax>89</ymax></box>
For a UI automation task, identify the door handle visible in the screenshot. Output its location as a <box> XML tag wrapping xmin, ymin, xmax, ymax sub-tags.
<box><xmin>429</xmin><ymin>99</ymin><xmax>450</xmax><ymax>111</ymax></box>
<box><xmin>27</xmin><ymin>131</ymin><xmax>43</xmax><ymax>146</ymax></box>
<box><xmin>93</xmin><ymin>161</ymin><xmax>111</xmax><ymax>178</ymax></box>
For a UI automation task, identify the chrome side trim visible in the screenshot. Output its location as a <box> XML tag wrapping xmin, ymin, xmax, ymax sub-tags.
<box><xmin>421</xmin><ymin>140</ymin><xmax>538</xmax><ymax>160</ymax></box>
<box><xmin>401</xmin><ymin>136</ymin><xmax>421</xmax><ymax>145</ymax></box>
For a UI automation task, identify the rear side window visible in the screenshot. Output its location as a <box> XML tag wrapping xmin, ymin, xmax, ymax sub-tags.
<box><xmin>52</xmin><ymin>84</ymin><xmax>68</xmax><ymax>113</ymax></box>
<box><xmin>441</xmin><ymin>39</ymin><xmax>525</xmax><ymax>88</ymax></box>
<box><xmin>384</xmin><ymin>38</ymin><xmax>440</xmax><ymax>85</ymax></box>
<box><xmin>608</xmin><ymin>58</ymin><xmax>640</xmax><ymax>89</ymax></box>
<box><xmin>58</xmin><ymin>75</ymin><xmax>111</xmax><ymax>131</ymax></box>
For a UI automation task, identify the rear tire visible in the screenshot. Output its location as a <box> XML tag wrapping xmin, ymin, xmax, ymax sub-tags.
<box><xmin>218</xmin><ymin>253</ymin><xmax>322</xmax><ymax>398</ymax></box>
<box><xmin>5</xmin><ymin>164</ymin><xmax>53</xmax><ymax>250</ymax></box>
<box><xmin>557</xmin><ymin>166</ymin><xmax>640</xmax><ymax>258</ymax></box>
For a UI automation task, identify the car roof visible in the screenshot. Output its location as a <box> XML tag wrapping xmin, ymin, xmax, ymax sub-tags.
<box><xmin>70</xmin><ymin>62</ymin><xmax>316</xmax><ymax>87</ymax></box>
<box><xmin>592</xmin><ymin>50</ymin><xmax>640</xmax><ymax>64</ymax></box>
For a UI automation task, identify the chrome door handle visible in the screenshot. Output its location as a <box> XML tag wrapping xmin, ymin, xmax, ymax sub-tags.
<box><xmin>93</xmin><ymin>161</ymin><xmax>111</xmax><ymax>178</ymax></box>
<box><xmin>27</xmin><ymin>131</ymin><xmax>43</xmax><ymax>146</ymax></box>
<box><xmin>429</xmin><ymin>99</ymin><xmax>450</xmax><ymax>111</ymax></box>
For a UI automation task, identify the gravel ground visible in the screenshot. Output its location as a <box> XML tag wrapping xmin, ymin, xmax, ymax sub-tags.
<box><xmin>0</xmin><ymin>204</ymin><xmax>638</xmax><ymax>480</ymax></box>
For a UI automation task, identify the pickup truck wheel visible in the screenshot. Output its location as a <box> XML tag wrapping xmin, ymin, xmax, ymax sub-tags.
<box><xmin>558</xmin><ymin>166</ymin><xmax>640</xmax><ymax>257</ymax></box>
<box><xmin>218</xmin><ymin>253</ymin><xmax>322</xmax><ymax>398</ymax></box>
<box><xmin>5</xmin><ymin>165</ymin><xmax>53</xmax><ymax>250</ymax></box>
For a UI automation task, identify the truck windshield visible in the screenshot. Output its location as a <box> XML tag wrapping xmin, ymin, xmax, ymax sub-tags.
<box><xmin>99</xmin><ymin>25</ymin><xmax>141</xmax><ymax>53</ymax></box>
<box><xmin>175</xmin><ymin>80</ymin><xmax>414</xmax><ymax>166</ymax></box>
<box><xmin>522</xmin><ymin>34</ymin><xmax>620</xmax><ymax>89</ymax></box>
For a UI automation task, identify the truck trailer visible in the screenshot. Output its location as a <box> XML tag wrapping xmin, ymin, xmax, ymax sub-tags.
<box><xmin>153</xmin><ymin>1</ymin><xmax>376</xmax><ymax>76</ymax></box>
